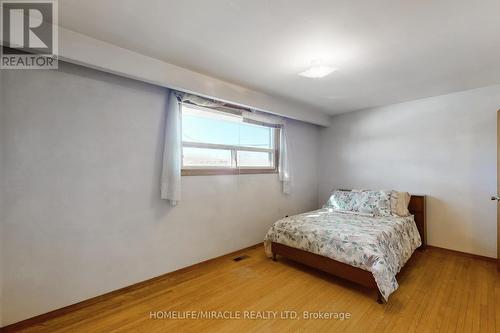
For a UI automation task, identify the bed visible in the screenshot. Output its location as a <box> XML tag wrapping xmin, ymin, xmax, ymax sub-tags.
<box><xmin>264</xmin><ymin>191</ymin><xmax>426</xmax><ymax>303</ymax></box>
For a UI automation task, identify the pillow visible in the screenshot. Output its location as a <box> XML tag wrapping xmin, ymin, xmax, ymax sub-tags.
<box><xmin>324</xmin><ymin>189</ymin><xmax>393</xmax><ymax>216</ymax></box>
<box><xmin>390</xmin><ymin>191</ymin><xmax>411</xmax><ymax>217</ymax></box>
<box><xmin>323</xmin><ymin>190</ymin><xmax>357</xmax><ymax>211</ymax></box>
<box><xmin>355</xmin><ymin>190</ymin><xmax>393</xmax><ymax>216</ymax></box>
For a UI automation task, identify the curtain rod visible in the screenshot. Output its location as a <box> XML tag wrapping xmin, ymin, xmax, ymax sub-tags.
<box><xmin>174</xmin><ymin>90</ymin><xmax>256</xmax><ymax>114</ymax></box>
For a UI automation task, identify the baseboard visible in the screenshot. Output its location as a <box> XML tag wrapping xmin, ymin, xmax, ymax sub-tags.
<box><xmin>427</xmin><ymin>245</ymin><xmax>497</xmax><ymax>262</ymax></box>
<box><xmin>1</xmin><ymin>243</ymin><xmax>263</xmax><ymax>332</ymax></box>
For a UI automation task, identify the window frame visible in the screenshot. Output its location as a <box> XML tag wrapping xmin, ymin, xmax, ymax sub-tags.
<box><xmin>180</xmin><ymin>104</ymin><xmax>280</xmax><ymax>176</ymax></box>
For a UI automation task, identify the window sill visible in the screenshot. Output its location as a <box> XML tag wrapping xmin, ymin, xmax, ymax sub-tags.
<box><xmin>181</xmin><ymin>169</ymin><xmax>278</xmax><ymax>176</ymax></box>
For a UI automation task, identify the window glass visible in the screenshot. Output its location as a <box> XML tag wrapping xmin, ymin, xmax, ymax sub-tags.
<box><xmin>237</xmin><ymin>151</ymin><xmax>273</xmax><ymax>168</ymax></box>
<box><xmin>181</xmin><ymin>104</ymin><xmax>278</xmax><ymax>173</ymax></box>
<box><xmin>182</xmin><ymin>105</ymin><xmax>272</xmax><ymax>148</ymax></box>
<box><xmin>182</xmin><ymin>106</ymin><xmax>241</xmax><ymax>146</ymax></box>
<box><xmin>238</xmin><ymin>122</ymin><xmax>273</xmax><ymax>149</ymax></box>
<box><xmin>182</xmin><ymin>147</ymin><xmax>232</xmax><ymax>168</ymax></box>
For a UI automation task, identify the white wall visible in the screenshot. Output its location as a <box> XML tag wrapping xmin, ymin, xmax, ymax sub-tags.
<box><xmin>319</xmin><ymin>85</ymin><xmax>500</xmax><ymax>258</ymax></box>
<box><xmin>1</xmin><ymin>63</ymin><xmax>320</xmax><ymax>326</ymax></box>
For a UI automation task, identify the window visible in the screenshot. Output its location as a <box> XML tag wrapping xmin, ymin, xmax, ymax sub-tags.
<box><xmin>181</xmin><ymin>104</ymin><xmax>279</xmax><ymax>175</ymax></box>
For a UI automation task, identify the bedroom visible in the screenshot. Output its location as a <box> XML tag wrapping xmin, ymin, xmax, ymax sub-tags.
<box><xmin>0</xmin><ymin>0</ymin><xmax>499</xmax><ymax>332</ymax></box>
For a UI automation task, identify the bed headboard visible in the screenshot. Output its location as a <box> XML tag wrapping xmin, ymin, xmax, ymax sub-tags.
<box><xmin>337</xmin><ymin>190</ymin><xmax>426</xmax><ymax>249</ymax></box>
<box><xmin>408</xmin><ymin>195</ymin><xmax>427</xmax><ymax>249</ymax></box>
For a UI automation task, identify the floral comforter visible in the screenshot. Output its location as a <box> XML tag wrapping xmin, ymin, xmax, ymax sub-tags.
<box><xmin>264</xmin><ymin>209</ymin><xmax>421</xmax><ymax>301</ymax></box>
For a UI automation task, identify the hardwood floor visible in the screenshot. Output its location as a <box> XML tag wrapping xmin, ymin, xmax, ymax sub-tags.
<box><xmin>9</xmin><ymin>245</ymin><xmax>500</xmax><ymax>333</ymax></box>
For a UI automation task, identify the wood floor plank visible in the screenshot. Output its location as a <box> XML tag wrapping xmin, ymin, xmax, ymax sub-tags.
<box><xmin>7</xmin><ymin>245</ymin><xmax>499</xmax><ymax>333</ymax></box>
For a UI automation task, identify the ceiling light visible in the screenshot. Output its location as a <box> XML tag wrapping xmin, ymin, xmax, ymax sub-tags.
<box><xmin>298</xmin><ymin>59</ymin><xmax>337</xmax><ymax>78</ymax></box>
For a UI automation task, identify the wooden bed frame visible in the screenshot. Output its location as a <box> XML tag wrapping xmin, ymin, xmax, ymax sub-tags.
<box><xmin>270</xmin><ymin>194</ymin><xmax>426</xmax><ymax>303</ymax></box>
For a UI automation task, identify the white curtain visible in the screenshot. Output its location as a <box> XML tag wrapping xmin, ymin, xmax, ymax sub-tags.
<box><xmin>160</xmin><ymin>90</ymin><xmax>182</xmax><ymax>205</ymax></box>
<box><xmin>278</xmin><ymin>119</ymin><xmax>292</xmax><ymax>194</ymax></box>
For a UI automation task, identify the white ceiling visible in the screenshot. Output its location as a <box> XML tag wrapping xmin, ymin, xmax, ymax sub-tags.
<box><xmin>59</xmin><ymin>0</ymin><xmax>500</xmax><ymax>115</ymax></box>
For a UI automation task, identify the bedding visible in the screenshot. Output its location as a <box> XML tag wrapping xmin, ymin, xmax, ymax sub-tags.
<box><xmin>264</xmin><ymin>209</ymin><xmax>421</xmax><ymax>301</ymax></box>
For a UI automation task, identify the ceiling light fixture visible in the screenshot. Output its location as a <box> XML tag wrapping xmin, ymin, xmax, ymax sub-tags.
<box><xmin>298</xmin><ymin>59</ymin><xmax>337</xmax><ymax>79</ymax></box>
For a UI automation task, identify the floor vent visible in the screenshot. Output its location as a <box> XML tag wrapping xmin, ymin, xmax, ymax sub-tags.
<box><xmin>233</xmin><ymin>255</ymin><xmax>250</xmax><ymax>262</ymax></box>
